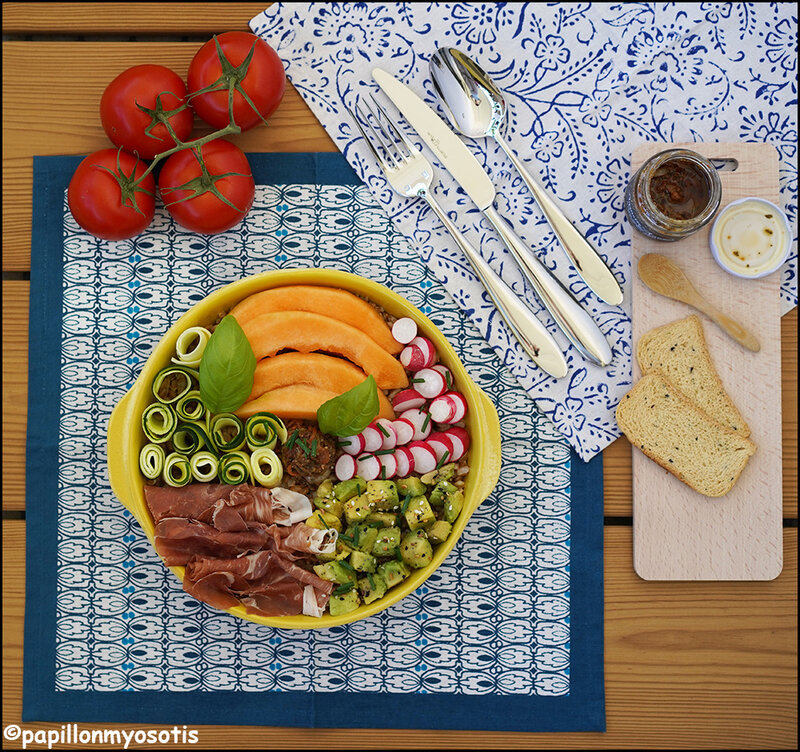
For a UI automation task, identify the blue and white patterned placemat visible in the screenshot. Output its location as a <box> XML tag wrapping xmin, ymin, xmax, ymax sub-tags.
<box><xmin>24</xmin><ymin>153</ymin><xmax>604</xmax><ymax>731</ymax></box>
<box><xmin>250</xmin><ymin>1</ymin><xmax>798</xmax><ymax>461</ymax></box>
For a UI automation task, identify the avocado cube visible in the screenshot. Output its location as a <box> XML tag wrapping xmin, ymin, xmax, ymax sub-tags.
<box><xmin>371</xmin><ymin>527</ymin><xmax>402</xmax><ymax>558</ymax></box>
<box><xmin>378</xmin><ymin>559</ymin><xmax>410</xmax><ymax>589</ymax></box>
<box><xmin>305</xmin><ymin>509</ymin><xmax>342</xmax><ymax>532</ymax></box>
<box><xmin>365</xmin><ymin>511</ymin><xmax>399</xmax><ymax>527</ymax></box>
<box><xmin>404</xmin><ymin>495</ymin><xmax>436</xmax><ymax>531</ymax></box>
<box><xmin>344</xmin><ymin>492</ymin><xmax>375</xmax><ymax>525</ymax></box>
<box><xmin>427</xmin><ymin>519</ymin><xmax>452</xmax><ymax>545</ymax></box>
<box><xmin>333</xmin><ymin>476</ymin><xmax>367</xmax><ymax>502</ymax></box>
<box><xmin>396</xmin><ymin>476</ymin><xmax>426</xmax><ymax>498</ymax></box>
<box><xmin>400</xmin><ymin>530</ymin><xmax>434</xmax><ymax>569</ymax></box>
<box><xmin>358</xmin><ymin>573</ymin><xmax>387</xmax><ymax>605</ymax></box>
<box><xmin>366</xmin><ymin>480</ymin><xmax>399</xmax><ymax>511</ymax></box>
<box><xmin>429</xmin><ymin>480</ymin><xmax>458</xmax><ymax>508</ymax></box>
<box><xmin>420</xmin><ymin>462</ymin><xmax>456</xmax><ymax>485</ymax></box>
<box><xmin>315</xmin><ymin>539</ymin><xmax>353</xmax><ymax>563</ymax></box>
<box><xmin>443</xmin><ymin>487</ymin><xmax>464</xmax><ymax>524</ymax></box>
<box><xmin>344</xmin><ymin>524</ymin><xmax>378</xmax><ymax>553</ymax></box>
<box><xmin>349</xmin><ymin>549</ymin><xmax>377</xmax><ymax>573</ymax></box>
<box><xmin>328</xmin><ymin>588</ymin><xmax>360</xmax><ymax>616</ymax></box>
<box><xmin>313</xmin><ymin>560</ymin><xmax>357</xmax><ymax>586</ymax></box>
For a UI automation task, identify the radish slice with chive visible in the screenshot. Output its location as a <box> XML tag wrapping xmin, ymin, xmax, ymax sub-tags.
<box><xmin>356</xmin><ymin>454</ymin><xmax>381</xmax><ymax>481</ymax></box>
<box><xmin>399</xmin><ymin>336</ymin><xmax>436</xmax><ymax>371</ymax></box>
<box><xmin>375</xmin><ymin>418</ymin><xmax>397</xmax><ymax>450</ymax></box>
<box><xmin>429</xmin><ymin>392</ymin><xmax>468</xmax><ymax>424</ymax></box>
<box><xmin>394</xmin><ymin>446</ymin><xmax>415</xmax><ymax>477</ymax></box>
<box><xmin>406</xmin><ymin>441</ymin><xmax>437</xmax><ymax>474</ymax></box>
<box><xmin>392</xmin><ymin>417</ymin><xmax>415</xmax><ymax>446</ymax></box>
<box><xmin>334</xmin><ymin>454</ymin><xmax>357</xmax><ymax>481</ymax></box>
<box><xmin>391</xmin><ymin>388</ymin><xmax>426</xmax><ymax>412</ymax></box>
<box><xmin>399</xmin><ymin>408</ymin><xmax>432</xmax><ymax>441</ymax></box>
<box><xmin>443</xmin><ymin>427</ymin><xmax>470</xmax><ymax>461</ymax></box>
<box><xmin>411</xmin><ymin>367</ymin><xmax>448</xmax><ymax>399</ymax></box>
<box><xmin>376</xmin><ymin>452</ymin><xmax>398</xmax><ymax>479</ymax></box>
<box><xmin>391</xmin><ymin>317</ymin><xmax>418</xmax><ymax>345</ymax></box>
<box><xmin>431</xmin><ymin>364</ymin><xmax>454</xmax><ymax>391</ymax></box>
<box><xmin>426</xmin><ymin>432</ymin><xmax>455</xmax><ymax>462</ymax></box>
<box><xmin>360</xmin><ymin>424</ymin><xmax>383</xmax><ymax>453</ymax></box>
<box><xmin>339</xmin><ymin>433</ymin><xmax>365</xmax><ymax>456</ymax></box>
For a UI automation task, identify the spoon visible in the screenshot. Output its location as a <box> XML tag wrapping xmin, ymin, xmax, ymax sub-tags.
<box><xmin>638</xmin><ymin>253</ymin><xmax>760</xmax><ymax>352</ymax></box>
<box><xmin>429</xmin><ymin>47</ymin><xmax>624</xmax><ymax>307</ymax></box>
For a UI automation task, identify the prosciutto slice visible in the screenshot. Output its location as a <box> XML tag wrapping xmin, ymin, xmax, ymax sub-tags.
<box><xmin>154</xmin><ymin>518</ymin><xmax>272</xmax><ymax>566</ymax></box>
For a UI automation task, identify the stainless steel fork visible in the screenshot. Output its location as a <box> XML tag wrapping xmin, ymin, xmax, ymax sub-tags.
<box><xmin>348</xmin><ymin>96</ymin><xmax>568</xmax><ymax>380</ymax></box>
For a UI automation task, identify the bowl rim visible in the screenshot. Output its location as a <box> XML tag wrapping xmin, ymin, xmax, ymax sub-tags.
<box><xmin>107</xmin><ymin>267</ymin><xmax>502</xmax><ymax>629</ymax></box>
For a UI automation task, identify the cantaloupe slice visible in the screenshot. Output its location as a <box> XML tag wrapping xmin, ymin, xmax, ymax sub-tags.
<box><xmin>240</xmin><ymin>311</ymin><xmax>408</xmax><ymax>390</ymax></box>
<box><xmin>229</xmin><ymin>286</ymin><xmax>402</xmax><ymax>354</ymax></box>
<box><xmin>236</xmin><ymin>384</ymin><xmax>396</xmax><ymax>422</ymax></box>
<box><xmin>247</xmin><ymin>352</ymin><xmax>395</xmax><ymax>418</ymax></box>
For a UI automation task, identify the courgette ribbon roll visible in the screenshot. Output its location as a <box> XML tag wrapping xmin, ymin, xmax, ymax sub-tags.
<box><xmin>174</xmin><ymin>390</ymin><xmax>206</xmax><ymax>422</ymax></box>
<box><xmin>170</xmin><ymin>326</ymin><xmax>212</xmax><ymax>369</ymax></box>
<box><xmin>210</xmin><ymin>413</ymin><xmax>246</xmax><ymax>453</ymax></box>
<box><xmin>142</xmin><ymin>403</ymin><xmax>178</xmax><ymax>443</ymax></box>
<box><xmin>139</xmin><ymin>443</ymin><xmax>165</xmax><ymax>480</ymax></box>
<box><xmin>218</xmin><ymin>451</ymin><xmax>251</xmax><ymax>485</ymax></box>
<box><xmin>163</xmin><ymin>452</ymin><xmax>192</xmax><ymax>487</ymax></box>
<box><xmin>244</xmin><ymin>412</ymin><xmax>287</xmax><ymax>451</ymax></box>
<box><xmin>171</xmin><ymin>421</ymin><xmax>215</xmax><ymax>457</ymax></box>
<box><xmin>250</xmin><ymin>447</ymin><xmax>284</xmax><ymax>487</ymax></box>
<box><xmin>190</xmin><ymin>451</ymin><xmax>219</xmax><ymax>482</ymax></box>
<box><xmin>151</xmin><ymin>365</ymin><xmax>199</xmax><ymax>405</ymax></box>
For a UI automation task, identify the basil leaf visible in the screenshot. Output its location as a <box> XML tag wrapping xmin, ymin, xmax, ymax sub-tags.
<box><xmin>198</xmin><ymin>315</ymin><xmax>256</xmax><ymax>413</ymax></box>
<box><xmin>316</xmin><ymin>375</ymin><xmax>380</xmax><ymax>437</ymax></box>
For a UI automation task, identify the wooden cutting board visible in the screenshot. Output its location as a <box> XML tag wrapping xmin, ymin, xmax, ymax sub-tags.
<box><xmin>630</xmin><ymin>142</ymin><xmax>783</xmax><ymax>581</ymax></box>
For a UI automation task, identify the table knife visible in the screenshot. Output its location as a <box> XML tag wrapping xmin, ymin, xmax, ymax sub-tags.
<box><xmin>372</xmin><ymin>67</ymin><xmax>613</xmax><ymax>367</ymax></box>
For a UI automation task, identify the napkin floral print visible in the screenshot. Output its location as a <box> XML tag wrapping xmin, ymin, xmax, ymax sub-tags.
<box><xmin>251</xmin><ymin>2</ymin><xmax>798</xmax><ymax>460</ymax></box>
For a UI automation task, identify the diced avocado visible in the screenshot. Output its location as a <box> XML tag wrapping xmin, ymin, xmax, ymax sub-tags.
<box><xmin>358</xmin><ymin>573</ymin><xmax>387</xmax><ymax>605</ymax></box>
<box><xmin>328</xmin><ymin>587</ymin><xmax>360</xmax><ymax>616</ymax></box>
<box><xmin>378</xmin><ymin>559</ymin><xmax>410</xmax><ymax>589</ymax></box>
<box><xmin>400</xmin><ymin>530</ymin><xmax>434</xmax><ymax>569</ymax></box>
<box><xmin>343</xmin><ymin>492</ymin><xmax>375</xmax><ymax>525</ymax></box>
<box><xmin>427</xmin><ymin>519</ymin><xmax>452</xmax><ymax>545</ymax></box>
<box><xmin>313</xmin><ymin>560</ymin><xmax>357</xmax><ymax>585</ymax></box>
<box><xmin>305</xmin><ymin>509</ymin><xmax>342</xmax><ymax>532</ymax></box>
<box><xmin>315</xmin><ymin>539</ymin><xmax>352</xmax><ymax>562</ymax></box>
<box><xmin>365</xmin><ymin>511</ymin><xmax>399</xmax><ymax>528</ymax></box>
<box><xmin>349</xmin><ymin>549</ymin><xmax>377</xmax><ymax>573</ymax></box>
<box><xmin>366</xmin><ymin>480</ymin><xmax>399</xmax><ymax>511</ymax></box>
<box><xmin>344</xmin><ymin>524</ymin><xmax>378</xmax><ymax>553</ymax></box>
<box><xmin>404</xmin><ymin>495</ymin><xmax>436</xmax><ymax>531</ymax></box>
<box><xmin>429</xmin><ymin>480</ymin><xmax>458</xmax><ymax>507</ymax></box>
<box><xmin>443</xmin><ymin>486</ymin><xmax>464</xmax><ymax>524</ymax></box>
<box><xmin>314</xmin><ymin>478</ymin><xmax>335</xmax><ymax>500</ymax></box>
<box><xmin>420</xmin><ymin>462</ymin><xmax>456</xmax><ymax>485</ymax></box>
<box><xmin>371</xmin><ymin>527</ymin><xmax>402</xmax><ymax>557</ymax></box>
<box><xmin>396</xmin><ymin>476</ymin><xmax>427</xmax><ymax>498</ymax></box>
<box><xmin>333</xmin><ymin>476</ymin><xmax>367</xmax><ymax>502</ymax></box>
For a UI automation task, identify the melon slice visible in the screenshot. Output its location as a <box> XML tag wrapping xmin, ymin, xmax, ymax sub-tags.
<box><xmin>240</xmin><ymin>311</ymin><xmax>408</xmax><ymax>390</ymax></box>
<box><xmin>229</xmin><ymin>286</ymin><xmax>402</xmax><ymax>354</ymax></box>
<box><xmin>247</xmin><ymin>352</ymin><xmax>395</xmax><ymax>418</ymax></box>
<box><xmin>236</xmin><ymin>384</ymin><xmax>396</xmax><ymax>422</ymax></box>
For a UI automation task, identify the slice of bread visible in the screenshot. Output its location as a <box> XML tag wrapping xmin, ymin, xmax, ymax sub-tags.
<box><xmin>636</xmin><ymin>315</ymin><xmax>750</xmax><ymax>437</ymax></box>
<box><xmin>616</xmin><ymin>370</ymin><xmax>756</xmax><ymax>498</ymax></box>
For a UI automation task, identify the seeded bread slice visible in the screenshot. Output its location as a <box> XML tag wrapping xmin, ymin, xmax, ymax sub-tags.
<box><xmin>616</xmin><ymin>370</ymin><xmax>756</xmax><ymax>498</ymax></box>
<box><xmin>636</xmin><ymin>315</ymin><xmax>750</xmax><ymax>437</ymax></box>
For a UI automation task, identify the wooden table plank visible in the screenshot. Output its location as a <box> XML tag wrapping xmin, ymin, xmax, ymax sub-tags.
<box><xmin>3</xmin><ymin>521</ymin><xmax>796</xmax><ymax>748</ymax></box>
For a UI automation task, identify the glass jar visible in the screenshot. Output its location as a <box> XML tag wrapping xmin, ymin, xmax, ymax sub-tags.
<box><xmin>625</xmin><ymin>149</ymin><xmax>722</xmax><ymax>241</ymax></box>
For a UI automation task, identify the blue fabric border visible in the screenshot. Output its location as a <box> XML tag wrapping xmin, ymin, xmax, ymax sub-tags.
<box><xmin>23</xmin><ymin>152</ymin><xmax>605</xmax><ymax>732</ymax></box>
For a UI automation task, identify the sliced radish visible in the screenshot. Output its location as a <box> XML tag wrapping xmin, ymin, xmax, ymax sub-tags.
<box><xmin>392</xmin><ymin>417</ymin><xmax>415</xmax><ymax>446</ymax></box>
<box><xmin>431</xmin><ymin>364</ymin><xmax>454</xmax><ymax>391</ymax></box>
<box><xmin>394</xmin><ymin>446</ymin><xmax>415</xmax><ymax>478</ymax></box>
<box><xmin>356</xmin><ymin>454</ymin><xmax>381</xmax><ymax>481</ymax></box>
<box><xmin>376</xmin><ymin>452</ymin><xmax>398</xmax><ymax>479</ymax></box>
<box><xmin>399</xmin><ymin>336</ymin><xmax>436</xmax><ymax>371</ymax></box>
<box><xmin>375</xmin><ymin>418</ymin><xmax>397</xmax><ymax>450</ymax></box>
<box><xmin>339</xmin><ymin>433</ymin><xmax>365</xmax><ymax>456</ymax></box>
<box><xmin>426</xmin><ymin>432</ymin><xmax>455</xmax><ymax>462</ymax></box>
<box><xmin>399</xmin><ymin>408</ymin><xmax>432</xmax><ymax>441</ymax></box>
<box><xmin>391</xmin><ymin>317</ymin><xmax>418</xmax><ymax>345</ymax></box>
<box><xmin>360</xmin><ymin>424</ymin><xmax>384</xmax><ymax>453</ymax></box>
<box><xmin>406</xmin><ymin>441</ymin><xmax>437</xmax><ymax>474</ymax></box>
<box><xmin>411</xmin><ymin>367</ymin><xmax>447</xmax><ymax>399</ymax></box>
<box><xmin>391</xmin><ymin>388</ymin><xmax>426</xmax><ymax>412</ymax></box>
<box><xmin>335</xmin><ymin>454</ymin><xmax>357</xmax><ymax>481</ymax></box>
<box><xmin>429</xmin><ymin>391</ymin><xmax>468</xmax><ymax>424</ymax></box>
<box><xmin>443</xmin><ymin>427</ymin><xmax>470</xmax><ymax>461</ymax></box>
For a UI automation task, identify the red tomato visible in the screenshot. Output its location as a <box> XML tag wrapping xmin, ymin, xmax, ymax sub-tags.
<box><xmin>68</xmin><ymin>149</ymin><xmax>156</xmax><ymax>240</ymax></box>
<box><xmin>101</xmin><ymin>64</ymin><xmax>194</xmax><ymax>159</ymax></box>
<box><xmin>158</xmin><ymin>139</ymin><xmax>255</xmax><ymax>234</ymax></box>
<box><xmin>187</xmin><ymin>32</ymin><xmax>285</xmax><ymax>131</ymax></box>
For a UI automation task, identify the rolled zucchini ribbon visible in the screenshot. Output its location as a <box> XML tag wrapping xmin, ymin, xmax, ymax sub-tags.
<box><xmin>142</xmin><ymin>403</ymin><xmax>178</xmax><ymax>444</ymax></box>
<box><xmin>218</xmin><ymin>451</ymin><xmax>251</xmax><ymax>485</ymax></box>
<box><xmin>171</xmin><ymin>421</ymin><xmax>213</xmax><ymax>456</ymax></box>
<box><xmin>249</xmin><ymin>447</ymin><xmax>284</xmax><ymax>488</ymax></box>
<box><xmin>151</xmin><ymin>365</ymin><xmax>199</xmax><ymax>405</ymax></box>
<box><xmin>244</xmin><ymin>412</ymin><xmax>288</xmax><ymax>451</ymax></box>
<box><xmin>210</xmin><ymin>413</ymin><xmax>246</xmax><ymax>453</ymax></box>
<box><xmin>174</xmin><ymin>390</ymin><xmax>207</xmax><ymax>423</ymax></box>
<box><xmin>190</xmin><ymin>451</ymin><xmax>219</xmax><ymax>482</ymax></box>
<box><xmin>170</xmin><ymin>326</ymin><xmax>212</xmax><ymax>368</ymax></box>
<box><xmin>139</xmin><ymin>443</ymin><xmax>165</xmax><ymax>480</ymax></box>
<box><xmin>163</xmin><ymin>452</ymin><xmax>192</xmax><ymax>487</ymax></box>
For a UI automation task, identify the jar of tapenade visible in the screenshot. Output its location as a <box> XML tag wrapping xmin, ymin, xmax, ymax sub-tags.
<box><xmin>625</xmin><ymin>149</ymin><xmax>722</xmax><ymax>241</ymax></box>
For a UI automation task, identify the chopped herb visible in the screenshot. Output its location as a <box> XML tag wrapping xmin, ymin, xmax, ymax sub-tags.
<box><xmin>333</xmin><ymin>582</ymin><xmax>354</xmax><ymax>595</ymax></box>
<box><xmin>376</xmin><ymin>422</ymin><xmax>390</xmax><ymax>437</ymax></box>
<box><xmin>295</xmin><ymin>438</ymin><xmax>311</xmax><ymax>456</ymax></box>
<box><xmin>394</xmin><ymin>547</ymin><xmax>403</xmax><ymax>562</ymax></box>
<box><xmin>410</xmin><ymin>377</ymin><xmax>426</xmax><ymax>384</ymax></box>
<box><xmin>435</xmin><ymin>452</ymin><xmax>449</xmax><ymax>469</ymax></box>
<box><xmin>339</xmin><ymin>559</ymin><xmax>355</xmax><ymax>572</ymax></box>
<box><xmin>380</xmin><ymin>465</ymin><xmax>387</xmax><ymax>480</ymax></box>
<box><xmin>374</xmin><ymin>449</ymin><xmax>394</xmax><ymax>456</ymax></box>
<box><xmin>338</xmin><ymin>533</ymin><xmax>355</xmax><ymax>546</ymax></box>
<box><xmin>367</xmin><ymin>573</ymin><xmax>376</xmax><ymax>589</ymax></box>
<box><xmin>338</xmin><ymin>438</ymin><xmax>352</xmax><ymax>447</ymax></box>
<box><xmin>318</xmin><ymin>514</ymin><xmax>330</xmax><ymax>529</ymax></box>
<box><xmin>311</xmin><ymin>439</ymin><xmax>318</xmax><ymax>457</ymax></box>
<box><xmin>286</xmin><ymin>429</ymin><xmax>299</xmax><ymax>449</ymax></box>
<box><xmin>401</xmin><ymin>495</ymin><xmax>412</xmax><ymax>514</ymax></box>
<box><xmin>421</xmin><ymin>412</ymin><xmax>431</xmax><ymax>432</ymax></box>
<box><xmin>353</xmin><ymin>526</ymin><xmax>361</xmax><ymax>547</ymax></box>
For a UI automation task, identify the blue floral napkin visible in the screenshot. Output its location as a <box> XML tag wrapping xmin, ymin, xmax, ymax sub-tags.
<box><xmin>250</xmin><ymin>2</ymin><xmax>798</xmax><ymax>461</ymax></box>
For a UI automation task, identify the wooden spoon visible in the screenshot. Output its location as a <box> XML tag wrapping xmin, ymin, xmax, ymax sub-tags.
<box><xmin>638</xmin><ymin>253</ymin><xmax>761</xmax><ymax>352</ymax></box>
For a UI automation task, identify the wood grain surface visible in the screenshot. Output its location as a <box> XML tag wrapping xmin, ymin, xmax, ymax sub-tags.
<box><xmin>2</xmin><ymin>4</ymin><xmax>797</xmax><ymax>749</ymax></box>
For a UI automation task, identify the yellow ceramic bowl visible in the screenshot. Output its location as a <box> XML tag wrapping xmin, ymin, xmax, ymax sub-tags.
<box><xmin>107</xmin><ymin>268</ymin><xmax>501</xmax><ymax>629</ymax></box>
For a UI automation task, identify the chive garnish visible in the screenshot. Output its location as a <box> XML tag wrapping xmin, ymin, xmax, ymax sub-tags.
<box><xmin>394</xmin><ymin>547</ymin><xmax>403</xmax><ymax>562</ymax></box>
<box><xmin>286</xmin><ymin>429</ymin><xmax>299</xmax><ymax>449</ymax></box>
<box><xmin>338</xmin><ymin>438</ymin><xmax>352</xmax><ymax>447</ymax></box>
<box><xmin>380</xmin><ymin>465</ymin><xmax>387</xmax><ymax>480</ymax></box>
<box><xmin>318</xmin><ymin>514</ymin><xmax>330</xmax><ymax>529</ymax></box>
<box><xmin>436</xmin><ymin>452</ymin><xmax>449</xmax><ymax>469</ymax></box>
<box><xmin>421</xmin><ymin>412</ymin><xmax>431</xmax><ymax>431</ymax></box>
<box><xmin>374</xmin><ymin>449</ymin><xmax>394</xmax><ymax>456</ymax></box>
<box><xmin>333</xmin><ymin>582</ymin><xmax>354</xmax><ymax>595</ymax></box>
<box><xmin>367</xmin><ymin>573</ymin><xmax>376</xmax><ymax>589</ymax></box>
<box><xmin>376</xmin><ymin>422</ymin><xmax>390</xmax><ymax>437</ymax></box>
<box><xmin>338</xmin><ymin>534</ymin><xmax>354</xmax><ymax>545</ymax></box>
<box><xmin>401</xmin><ymin>495</ymin><xmax>411</xmax><ymax>514</ymax></box>
<box><xmin>410</xmin><ymin>377</ymin><xmax>425</xmax><ymax>384</ymax></box>
<box><xmin>339</xmin><ymin>559</ymin><xmax>355</xmax><ymax>572</ymax></box>
<box><xmin>353</xmin><ymin>526</ymin><xmax>361</xmax><ymax>547</ymax></box>
<box><xmin>295</xmin><ymin>438</ymin><xmax>310</xmax><ymax>456</ymax></box>
<box><xmin>311</xmin><ymin>439</ymin><xmax>318</xmax><ymax>457</ymax></box>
